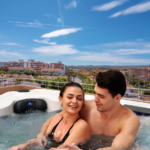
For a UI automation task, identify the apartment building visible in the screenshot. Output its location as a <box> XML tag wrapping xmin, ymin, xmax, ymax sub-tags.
<box><xmin>28</xmin><ymin>59</ymin><xmax>34</xmax><ymax>68</ymax></box>
<box><xmin>3</xmin><ymin>60</ymin><xmax>66</xmax><ymax>74</ymax></box>
<box><xmin>130</xmin><ymin>68</ymin><xmax>150</xmax><ymax>79</ymax></box>
<box><xmin>148</xmin><ymin>68</ymin><xmax>150</xmax><ymax>79</ymax></box>
<box><xmin>50</xmin><ymin>61</ymin><xmax>66</xmax><ymax>72</ymax></box>
<box><xmin>4</xmin><ymin>61</ymin><xmax>24</xmax><ymax>68</ymax></box>
<box><xmin>30</xmin><ymin>61</ymin><xmax>46</xmax><ymax>72</ymax></box>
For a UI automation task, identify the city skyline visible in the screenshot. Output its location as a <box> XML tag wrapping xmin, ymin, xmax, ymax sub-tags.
<box><xmin>0</xmin><ymin>0</ymin><xmax>150</xmax><ymax>66</ymax></box>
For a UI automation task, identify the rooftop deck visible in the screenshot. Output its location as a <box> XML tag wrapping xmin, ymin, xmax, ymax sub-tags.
<box><xmin>0</xmin><ymin>79</ymin><xmax>150</xmax><ymax>117</ymax></box>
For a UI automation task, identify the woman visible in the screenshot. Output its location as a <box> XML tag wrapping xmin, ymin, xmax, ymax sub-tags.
<box><xmin>9</xmin><ymin>82</ymin><xmax>91</xmax><ymax>150</ymax></box>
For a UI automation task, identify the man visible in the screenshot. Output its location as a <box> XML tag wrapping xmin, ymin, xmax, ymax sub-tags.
<box><xmin>41</xmin><ymin>70</ymin><xmax>140</xmax><ymax>150</ymax></box>
<box><xmin>64</xmin><ymin>70</ymin><xmax>140</xmax><ymax>150</ymax></box>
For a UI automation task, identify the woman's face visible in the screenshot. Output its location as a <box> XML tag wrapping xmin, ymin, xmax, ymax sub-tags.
<box><xmin>59</xmin><ymin>86</ymin><xmax>84</xmax><ymax>114</ymax></box>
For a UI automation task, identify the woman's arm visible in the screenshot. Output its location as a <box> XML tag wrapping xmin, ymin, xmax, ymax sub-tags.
<box><xmin>63</xmin><ymin>119</ymin><xmax>91</xmax><ymax>145</ymax></box>
<box><xmin>9</xmin><ymin>116</ymin><xmax>54</xmax><ymax>150</ymax></box>
<box><xmin>50</xmin><ymin>119</ymin><xmax>91</xmax><ymax>150</ymax></box>
<box><xmin>9</xmin><ymin>138</ymin><xmax>42</xmax><ymax>150</ymax></box>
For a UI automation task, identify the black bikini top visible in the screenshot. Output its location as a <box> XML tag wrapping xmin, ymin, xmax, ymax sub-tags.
<box><xmin>47</xmin><ymin>117</ymin><xmax>81</xmax><ymax>145</ymax></box>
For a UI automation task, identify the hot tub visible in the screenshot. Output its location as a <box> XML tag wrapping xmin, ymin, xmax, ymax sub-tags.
<box><xmin>0</xmin><ymin>111</ymin><xmax>150</xmax><ymax>150</ymax></box>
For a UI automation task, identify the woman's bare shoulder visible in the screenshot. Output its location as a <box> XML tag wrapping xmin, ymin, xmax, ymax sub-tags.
<box><xmin>71</xmin><ymin>118</ymin><xmax>91</xmax><ymax>139</ymax></box>
<box><xmin>76</xmin><ymin>118</ymin><xmax>90</xmax><ymax>127</ymax></box>
<box><xmin>42</xmin><ymin>112</ymin><xmax>63</xmax><ymax>127</ymax></box>
<box><xmin>49</xmin><ymin>112</ymin><xmax>63</xmax><ymax>122</ymax></box>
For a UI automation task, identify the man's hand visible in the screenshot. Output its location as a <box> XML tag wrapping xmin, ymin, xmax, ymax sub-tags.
<box><xmin>64</xmin><ymin>144</ymin><xmax>82</xmax><ymax>150</ymax></box>
<box><xmin>49</xmin><ymin>144</ymin><xmax>82</xmax><ymax>150</ymax></box>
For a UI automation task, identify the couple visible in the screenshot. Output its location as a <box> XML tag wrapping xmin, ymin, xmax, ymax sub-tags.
<box><xmin>10</xmin><ymin>70</ymin><xmax>140</xmax><ymax>150</ymax></box>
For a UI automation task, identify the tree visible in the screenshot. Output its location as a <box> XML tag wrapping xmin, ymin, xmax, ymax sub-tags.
<box><xmin>3</xmin><ymin>67</ymin><xmax>9</xmax><ymax>72</ymax></box>
<box><xmin>50</xmin><ymin>72</ymin><xmax>53</xmax><ymax>76</ymax></box>
<box><xmin>125</xmin><ymin>72</ymin><xmax>129</xmax><ymax>79</ymax></box>
<box><xmin>139</xmin><ymin>80</ymin><xmax>144</xmax><ymax>86</ymax></box>
<box><xmin>131</xmin><ymin>74</ymin><xmax>136</xmax><ymax>81</ymax></box>
<box><xmin>0</xmin><ymin>71</ymin><xmax>6</xmax><ymax>74</ymax></box>
<box><xmin>23</xmin><ymin>70</ymin><xmax>35</xmax><ymax>76</ymax></box>
<box><xmin>129</xmin><ymin>80</ymin><xmax>137</xmax><ymax>86</ymax></box>
<box><xmin>125</xmin><ymin>72</ymin><xmax>129</xmax><ymax>84</ymax></box>
<box><xmin>145</xmin><ymin>80</ymin><xmax>150</xmax><ymax>88</ymax></box>
<box><xmin>10</xmin><ymin>70</ymin><xmax>20</xmax><ymax>74</ymax></box>
<box><xmin>35</xmin><ymin>71</ymin><xmax>42</xmax><ymax>76</ymax></box>
<box><xmin>0</xmin><ymin>66</ymin><xmax>9</xmax><ymax>72</ymax></box>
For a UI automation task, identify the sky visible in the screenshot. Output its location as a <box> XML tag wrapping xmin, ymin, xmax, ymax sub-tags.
<box><xmin>0</xmin><ymin>0</ymin><xmax>150</xmax><ymax>66</ymax></box>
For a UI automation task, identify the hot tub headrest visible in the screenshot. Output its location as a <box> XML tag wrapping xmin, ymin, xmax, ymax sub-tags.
<box><xmin>14</xmin><ymin>98</ymin><xmax>47</xmax><ymax>113</ymax></box>
<box><xmin>18</xmin><ymin>89</ymin><xmax>29</xmax><ymax>92</ymax></box>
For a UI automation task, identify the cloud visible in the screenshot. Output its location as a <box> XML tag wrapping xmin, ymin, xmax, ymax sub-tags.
<box><xmin>84</xmin><ymin>40</ymin><xmax>150</xmax><ymax>50</ymax></box>
<box><xmin>92</xmin><ymin>0</ymin><xmax>128</xmax><ymax>11</ymax></box>
<box><xmin>145</xmin><ymin>43</ymin><xmax>150</xmax><ymax>47</ymax></box>
<box><xmin>32</xmin><ymin>44</ymin><xmax>79</xmax><ymax>55</ymax></box>
<box><xmin>112</xmin><ymin>48</ymin><xmax>150</xmax><ymax>55</ymax></box>
<box><xmin>0</xmin><ymin>50</ymin><xmax>24</xmax><ymax>57</ymax></box>
<box><xmin>41</xmin><ymin>28</ymin><xmax>82</xmax><ymax>38</ymax></box>
<box><xmin>102</xmin><ymin>41</ymin><xmax>137</xmax><ymax>47</ymax></box>
<box><xmin>110</xmin><ymin>1</ymin><xmax>150</xmax><ymax>17</ymax></box>
<box><xmin>64</xmin><ymin>1</ymin><xmax>77</xmax><ymax>9</ymax></box>
<box><xmin>8</xmin><ymin>20</ymin><xmax>43</xmax><ymax>28</ymax></box>
<box><xmin>8</xmin><ymin>20</ymin><xmax>76</xmax><ymax>28</ymax></box>
<box><xmin>44</xmin><ymin>14</ymin><xmax>56</xmax><ymax>18</ymax></box>
<box><xmin>0</xmin><ymin>42</ymin><xmax>19</xmax><ymax>46</ymax></box>
<box><xmin>73</xmin><ymin>52</ymin><xmax>150</xmax><ymax>64</ymax></box>
<box><xmin>80</xmin><ymin>40</ymin><xmax>150</xmax><ymax>64</ymax></box>
<box><xmin>33</xmin><ymin>39</ymin><xmax>56</xmax><ymax>45</ymax></box>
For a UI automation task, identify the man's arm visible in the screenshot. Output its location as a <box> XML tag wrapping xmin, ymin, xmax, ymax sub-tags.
<box><xmin>98</xmin><ymin>114</ymin><xmax>140</xmax><ymax>150</ymax></box>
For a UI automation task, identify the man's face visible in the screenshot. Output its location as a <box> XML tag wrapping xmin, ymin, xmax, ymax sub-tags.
<box><xmin>94</xmin><ymin>84</ymin><xmax>116</xmax><ymax>112</ymax></box>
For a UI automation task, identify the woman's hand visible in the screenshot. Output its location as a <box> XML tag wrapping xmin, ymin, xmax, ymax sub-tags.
<box><xmin>9</xmin><ymin>143</ymin><xmax>26</xmax><ymax>150</ymax></box>
<box><xmin>36</xmin><ymin>132</ymin><xmax>48</xmax><ymax>147</ymax></box>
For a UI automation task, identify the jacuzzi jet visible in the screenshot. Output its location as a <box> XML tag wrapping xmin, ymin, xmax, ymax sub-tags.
<box><xmin>28</xmin><ymin>102</ymin><xmax>32</xmax><ymax>105</ymax></box>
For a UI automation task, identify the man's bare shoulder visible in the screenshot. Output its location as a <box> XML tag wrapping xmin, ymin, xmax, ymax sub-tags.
<box><xmin>120</xmin><ymin>106</ymin><xmax>140</xmax><ymax>130</ymax></box>
<box><xmin>83</xmin><ymin>100</ymin><xmax>95</xmax><ymax>111</ymax></box>
<box><xmin>79</xmin><ymin>100</ymin><xmax>95</xmax><ymax>119</ymax></box>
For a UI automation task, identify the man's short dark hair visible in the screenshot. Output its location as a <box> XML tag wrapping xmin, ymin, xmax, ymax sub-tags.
<box><xmin>96</xmin><ymin>70</ymin><xmax>126</xmax><ymax>97</ymax></box>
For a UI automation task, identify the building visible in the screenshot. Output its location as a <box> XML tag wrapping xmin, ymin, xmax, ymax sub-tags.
<box><xmin>93</xmin><ymin>69</ymin><xmax>100</xmax><ymax>74</ymax></box>
<box><xmin>0</xmin><ymin>62</ymin><xmax>4</xmax><ymax>67</ymax></box>
<box><xmin>28</xmin><ymin>59</ymin><xmax>34</xmax><ymax>68</ymax></box>
<box><xmin>50</xmin><ymin>61</ymin><xmax>66</xmax><ymax>73</ymax></box>
<box><xmin>147</xmin><ymin>68</ymin><xmax>150</xmax><ymax>79</ymax></box>
<box><xmin>3</xmin><ymin>60</ymin><xmax>66</xmax><ymax>74</ymax></box>
<box><xmin>4</xmin><ymin>61</ymin><xmax>24</xmax><ymax>67</ymax></box>
<box><xmin>45</xmin><ymin>63</ymin><xmax>49</xmax><ymax>68</ymax></box>
<box><xmin>30</xmin><ymin>61</ymin><xmax>45</xmax><ymax>72</ymax></box>
<box><xmin>24</xmin><ymin>62</ymin><xmax>28</xmax><ymax>67</ymax></box>
<box><xmin>130</xmin><ymin>68</ymin><xmax>150</xmax><ymax>79</ymax></box>
<box><xmin>41</xmin><ymin>68</ymin><xmax>65</xmax><ymax>76</ymax></box>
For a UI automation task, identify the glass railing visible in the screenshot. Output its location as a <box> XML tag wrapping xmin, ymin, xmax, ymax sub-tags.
<box><xmin>0</xmin><ymin>77</ymin><xmax>150</xmax><ymax>101</ymax></box>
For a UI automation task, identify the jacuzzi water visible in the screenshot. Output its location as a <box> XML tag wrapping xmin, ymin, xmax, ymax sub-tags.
<box><xmin>0</xmin><ymin>111</ymin><xmax>150</xmax><ymax>150</ymax></box>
